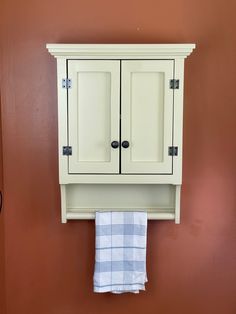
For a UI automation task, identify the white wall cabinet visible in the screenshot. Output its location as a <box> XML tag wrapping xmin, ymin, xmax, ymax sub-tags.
<box><xmin>47</xmin><ymin>44</ymin><xmax>195</xmax><ymax>223</ymax></box>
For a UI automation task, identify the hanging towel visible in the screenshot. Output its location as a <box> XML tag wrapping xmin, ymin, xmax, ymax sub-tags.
<box><xmin>93</xmin><ymin>211</ymin><xmax>148</xmax><ymax>293</ymax></box>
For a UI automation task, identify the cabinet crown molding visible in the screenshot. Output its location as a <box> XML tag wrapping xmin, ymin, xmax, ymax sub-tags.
<box><xmin>46</xmin><ymin>44</ymin><xmax>196</xmax><ymax>59</ymax></box>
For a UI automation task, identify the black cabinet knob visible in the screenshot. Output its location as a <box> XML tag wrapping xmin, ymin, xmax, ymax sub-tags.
<box><xmin>111</xmin><ymin>141</ymin><xmax>119</xmax><ymax>149</ymax></box>
<box><xmin>122</xmin><ymin>141</ymin><xmax>129</xmax><ymax>148</ymax></box>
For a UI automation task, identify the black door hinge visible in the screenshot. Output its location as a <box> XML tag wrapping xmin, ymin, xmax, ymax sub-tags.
<box><xmin>63</xmin><ymin>146</ymin><xmax>72</xmax><ymax>156</ymax></box>
<box><xmin>62</xmin><ymin>78</ymin><xmax>72</xmax><ymax>89</ymax></box>
<box><xmin>170</xmin><ymin>79</ymin><xmax>179</xmax><ymax>89</ymax></box>
<box><xmin>168</xmin><ymin>146</ymin><xmax>178</xmax><ymax>156</ymax></box>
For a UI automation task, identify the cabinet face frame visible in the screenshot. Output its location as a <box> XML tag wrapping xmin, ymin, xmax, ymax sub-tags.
<box><xmin>56</xmin><ymin>57</ymin><xmax>185</xmax><ymax>184</ymax></box>
<box><xmin>66</xmin><ymin>59</ymin><xmax>176</xmax><ymax>176</ymax></box>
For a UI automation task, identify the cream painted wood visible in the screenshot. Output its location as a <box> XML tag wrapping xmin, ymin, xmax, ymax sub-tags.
<box><xmin>68</xmin><ymin>60</ymin><xmax>120</xmax><ymax>173</ymax></box>
<box><xmin>175</xmin><ymin>185</ymin><xmax>181</xmax><ymax>224</ymax></box>
<box><xmin>47</xmin><ymin>44</ymin><xmax>196</xmax><ymax>224</ymax></box>
<box><xmin>60</xmin><ymin>184</ymin><xmax>67</xmax><ymax>223</ymax></box>
<box><xmin>55</xmin><ymin>174</ymin><xmax>182</xmax><ymax>184</ymax></box>
<box><xmin>66</xmin><ymin>211</ymin><xmax>175</xmax><ymax>220</ymax></box>
<box><xmin>121</xmin><ymin>60</ymin><xmax>173</xmax><ymax>174</ymax></box>
<box><xmin>61</xmin><ymin>183</ymin><xmax>176</xmax><ymax>222</ymax></box>
<box><xmin>59</xmin><ymin>183</ymin><xmax>180</xmax><ymax>222</ymax></box>
<box><xmin>173</xmin><ymin>59</ymin><xmax>185</xmax><ymax>182</ymax></box>
<box><xmin>56</xmin><ymin>58</ymin><xmax>68</xmax><ymax>184</ymax></box>
<box><xmin>46</xmin><ymin>44</ymin><xmax>195</xmax><ymax>59</ymax></box>
<box><xmin>66</xmin><ymin>184</ymin><xmax>175</xmax><ymax>208</ymax></box>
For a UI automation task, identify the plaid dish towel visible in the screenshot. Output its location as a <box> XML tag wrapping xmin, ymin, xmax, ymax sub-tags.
<box><xmin>93</xmin><ymin>211</ymin><xmax>148</xmax><ymax>293</ymax></box>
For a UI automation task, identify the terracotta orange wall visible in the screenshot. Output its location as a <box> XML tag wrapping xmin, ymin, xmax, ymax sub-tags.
<box><xmin>0</xmin><ymin>95</ymin><xmax>6</xmax><ymax>313</ymax></box>
<box><xmin>1</xmin><ymin>0</ymin><xmax>236</xmax><ymax>313</ymax></box>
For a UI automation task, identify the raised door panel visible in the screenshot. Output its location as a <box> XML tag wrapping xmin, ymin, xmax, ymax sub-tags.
<box><xmin>68</xmin><ymin>60</ymin><xmax>120</xmax><ymax>173</ymax></box>
<box><xmin>121</xmin><ymin>60</ymin><xmax>174</xmax><ymax>174</ymax></box>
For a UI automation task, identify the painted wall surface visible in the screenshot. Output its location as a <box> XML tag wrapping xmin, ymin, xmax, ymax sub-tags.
<box><xmin>1</xmin><ymin>0</ymin><xmax>236</xmax><ymax>313</ymax></box>
<box><xmin>0</xmin><ymin>97</ymin><xmax>6</xmax><ymax>313</ymax></box>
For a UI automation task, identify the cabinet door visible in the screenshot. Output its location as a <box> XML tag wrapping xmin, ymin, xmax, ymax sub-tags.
<box><xmin>68</xmin><ymin>60</ymin><xmax>120</xmax><ymax>173</ymax></box>
<box><xmin>121</xmin><ymin>60</ymin><xmax>174</xmax><ymax>174</ymax></box>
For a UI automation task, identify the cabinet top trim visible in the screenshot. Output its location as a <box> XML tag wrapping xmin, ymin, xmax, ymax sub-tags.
<box><xmin>46</xmin><ymin>44</ymin><xmax>196</xmax><ymax>59</ymax></box>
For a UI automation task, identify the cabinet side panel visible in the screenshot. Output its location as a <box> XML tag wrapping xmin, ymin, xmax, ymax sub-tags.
<box><xmin>173</xmin><ymin>59</ymin><xmax>184</xmax><ymax>183</ymax></box>
<box><xmin>57</xmin><ymin>59</ymin><xmax>69</xmax><ymax>183</ymax></box>
<box><xmin>175</xmin><ymin>185</ymin><xmax>181</xmax><ymax>223</ymax></box>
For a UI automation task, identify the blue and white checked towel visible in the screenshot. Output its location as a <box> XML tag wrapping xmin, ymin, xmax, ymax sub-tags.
<box><xmin>93</xmin><ymin>211</ymin><xmax>148</xmax><ymax>293</ymax></box>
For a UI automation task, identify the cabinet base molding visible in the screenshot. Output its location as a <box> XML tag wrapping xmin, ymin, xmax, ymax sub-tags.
<box><xmin>60</xmin><ymin>184</ymin><xmax>181</xmax><ymax>224</ymax></box>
